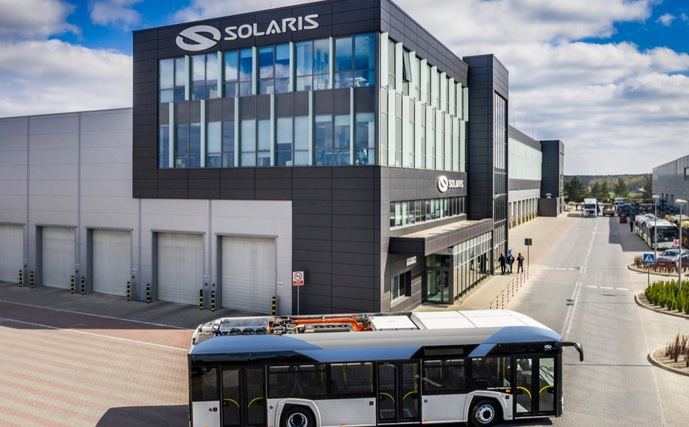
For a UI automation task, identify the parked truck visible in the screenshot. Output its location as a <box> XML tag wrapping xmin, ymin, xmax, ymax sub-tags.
<box><xmin>583</xmin><ymin>198</ymin><xmax>598</xmax><ymax>217</ymax></box>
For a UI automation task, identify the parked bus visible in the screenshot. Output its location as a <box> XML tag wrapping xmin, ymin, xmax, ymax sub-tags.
<box><xmin>188</xmin><ymin>310</ymin><xmax>584</xmax><ymax>427</ymax></box>
<box><xmin>638</xmin><ymin>218</ymin><xmax>679</xmax><ymax>250</ymax></box>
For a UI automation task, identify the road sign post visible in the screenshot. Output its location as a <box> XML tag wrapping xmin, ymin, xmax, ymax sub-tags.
<box><xmin>293</xmin><ymin>271</ymin><xmax>304</xmax><ymax>315</ymax></box>
<box><xmin>524</xmin><ymin>238</ymin><xmax>533</xmax><ymax>272</ymax></box>
<box><xmin>643</xmin><ymin>252</ymin><xmax>655</xmax><ymax>288</ymax></box>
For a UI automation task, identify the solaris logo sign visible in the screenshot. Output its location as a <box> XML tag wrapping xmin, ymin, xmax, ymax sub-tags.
<box><xmin>175</xmin><ymin>25</ymin><xmax>222</xmax><ymax>52</ymax></box>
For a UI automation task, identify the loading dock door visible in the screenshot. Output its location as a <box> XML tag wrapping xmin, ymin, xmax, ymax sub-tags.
<box><xmin>92</xmin><ymin>230</ymin><xmax>131</xmax><ymax>296</ymax></box>
<box><xmin>42</xmin><ymin>227</ymin><xmax>75</xmax><ymax>289</ymax></box>
<box><xmin>0</xmin><ymin>224</ymin><xmax>23</xmax><ymax>283</ymax></box>
<box><xmin>222</xmin><ymin>236</ymin><xmax>276</xmax><ymax>314</ymax></box>
<box><xmin>157</xmin><ymin>233</ymin><xmax>204</xmax><ymax>305</ymax></box>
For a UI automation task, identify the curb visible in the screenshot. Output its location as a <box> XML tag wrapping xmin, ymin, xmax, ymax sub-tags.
<box><xmin>634</xmin><ymin>293</ymin><xmax>689</xmax><ymax>320</ymax></box>
<box><xmin>627</xmin><ymin>264</ymin><xmax>682</xmax><ymax>277</ymax></box>
<box><xmin>648</xmin><ymin>348</ymin><xmax>689</xmax><ymax>377</ymax></box>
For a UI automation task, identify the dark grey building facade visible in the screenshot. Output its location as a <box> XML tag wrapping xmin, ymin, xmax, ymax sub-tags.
<box><xmin>129</xmin><ymin>0</ymin><xmax>511</xmax><ymax>314</ymax></box>
<box><xmin>539</xmin><ymin>140</ymin><xmax>565</xmax><ymax>216</ymax></box>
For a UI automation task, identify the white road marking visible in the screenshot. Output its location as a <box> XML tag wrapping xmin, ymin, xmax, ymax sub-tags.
<box><xmin>0</xmin><ymin>317</ymin><xmax>186</xmax><ymax>352</ymax></box>
<box><xmin>600</xmin><ymin>286</ymin><xmax>613</xmax><ymax>290</ymax></box>
<box><xmin>543</xmin><ymin>267</ymin><xmax>554</xmax><ymax>270</ymax></box>
<box><xmin>635</xmin><ymin>303</ymin><xmax>668</xmax><ymax>425</ymax></box>
<box><xmin>615</xmin><ymin>287</ymin><xmax>629</xmax><ymax>291</ymax></box>
<box><xmin>585</xmin><ymin>285</ymin><xmax>598</xmax><ymax>289</ymax></box>
<box><xmin>562</xmin><ymin>281</ymin><xmax>583</xmax><ymax>339</ymax></box>
<box><xmin>0</xmin><ymin>298</ymin><xmax>184</xmax><ymax>329</ymax></box>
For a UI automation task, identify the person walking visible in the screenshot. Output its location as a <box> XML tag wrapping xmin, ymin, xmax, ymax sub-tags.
<box><xmin>498</xmin><ymin>253</ymin><xmax>506</xmax><ymax>275</ymax></box>
<box><xmin>517</xmin><ymin>253</ymin><xmax>525</xmax><ymax>273</ymax></box>
<box><xmin>508</xmin><ymin>253</ymin><xmax>515</xmax><ymax>274</ymax></box>
<box><xmin>629</xmin><ymin>218</ymin><xmax>634</xmax><ymax>232</ymax></box>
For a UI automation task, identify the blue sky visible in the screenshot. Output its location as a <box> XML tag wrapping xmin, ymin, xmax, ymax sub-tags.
<box><xmin>1</xmin><ymin>0</ymin><xmax>688</xmax><ymax>174</ymax></box>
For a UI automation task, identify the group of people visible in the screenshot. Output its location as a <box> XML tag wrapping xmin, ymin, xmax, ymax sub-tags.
<box><xmin>498</xmin><ymin>251</ymin><xmax>524</xmax><ymax>275</ymax></box>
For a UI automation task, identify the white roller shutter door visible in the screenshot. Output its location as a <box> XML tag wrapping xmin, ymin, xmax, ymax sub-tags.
<box><xmin>42</xmin><ymin>227</ymin><xmax>75</xmax><ymax>289</ymax></box>
<box><xmin>157</xmin><ymin>233</ymin><xmax>204</xmax><ymax>305</ymax></box>
<box><xmin>222</xmin><ymin>236</ymin><xmax>276</xmax><ymax>313</ymax></box>
<box><xmin>92</xmin><ymin>230</ymin><xmax>131</xmax><ymax>296</ymax></box>
<box><xmin>0</xmin><ymin>224</ymin><xmax>24</xmax><ymax>283</ymax></box>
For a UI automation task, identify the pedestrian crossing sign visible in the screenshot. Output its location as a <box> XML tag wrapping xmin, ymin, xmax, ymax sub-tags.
<box><xmin>642</xmin><ymin>253</ymin><xmax>655</xmax><ymax>264</ymax></box>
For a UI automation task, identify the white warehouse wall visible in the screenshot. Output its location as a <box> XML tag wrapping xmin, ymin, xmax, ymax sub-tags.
<box><xmin>0</xmin><ymin>108</ymin><xmax>293</xmax><ymax>314</ymax></box>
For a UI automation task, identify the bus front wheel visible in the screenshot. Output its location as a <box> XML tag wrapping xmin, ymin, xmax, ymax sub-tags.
<box><xmin>470</xmin><ymin>399</ymin><xmax>501</xmax><ymax>427</ymax></box>
<box><xmin>281</xmin><ymin>406</ymin><xmax>315</xmax><ymax>427</ymax></box>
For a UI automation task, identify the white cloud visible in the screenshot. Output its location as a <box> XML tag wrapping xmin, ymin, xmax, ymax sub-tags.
<box><xmin>90</xmin><ymin>0</ymin><xmax>141</xmax><ymax>29</ymax></box>
<box><xmin>657</xmin><ymin>13</ymin><xmax>676</xmax><ymax>26</ymax></box>
<box><xmin>0</xmin><ymin>39</ymin><xmax>132</xmax><ymax>117</ymax></box>
<box><xmin>0</xmin><ymin>0</ymin><xmax>77</xmax><ymax>38</ymax></box>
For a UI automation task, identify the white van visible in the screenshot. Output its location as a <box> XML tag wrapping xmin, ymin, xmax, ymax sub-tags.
<box><xmin>583</xmin><ymin>198</ymin><xmax>598</xmax><ymax>217</ymax></box>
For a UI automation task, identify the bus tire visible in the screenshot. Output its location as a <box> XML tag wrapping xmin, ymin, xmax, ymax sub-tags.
<box><xmin>281</xmin><ymin>405</ymin><xmax>316</xmax><ymax>427</ymax></box>
<box><xmin>470</xmin><ymin>398</ymin><xmax>501</xmax><ymax>427</ymax></box>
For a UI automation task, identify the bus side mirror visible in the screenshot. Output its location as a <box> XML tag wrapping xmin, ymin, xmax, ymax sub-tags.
<box><xmin>560</xmin><ymin>342</ymin><xmax>584</xmax><ymax>362</ymax></box>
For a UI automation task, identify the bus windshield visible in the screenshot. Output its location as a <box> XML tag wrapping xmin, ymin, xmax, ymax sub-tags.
<box><xmin>655</xmin><ymin>227</ymin><xmax>678</xmax><ymax>242</ymax></box>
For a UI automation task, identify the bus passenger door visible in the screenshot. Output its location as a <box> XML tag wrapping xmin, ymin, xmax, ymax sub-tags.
<box><xmin>376</xmin><ymin>361</ymin><xmax>420</xmax><ymax>424</ymax></box>
<box><xmin>512</xmin><ymin>356</ymin><xmax>557</xmax><ymax>418</ymax></box>
<box><xmin>221</xmin><ymin>366</ymin><xmax>266</xmax><ymax>427</ymax></box>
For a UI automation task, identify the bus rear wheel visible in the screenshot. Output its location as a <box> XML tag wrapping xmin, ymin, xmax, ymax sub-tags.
<box><xmin>470</xmin><ymin>399</ymin><xmax>501</xmax><ymax>427</ymax></box>
<box><xmin>281</xmin><ymin>406</ymin><xmax>315</xmax><ymax>427</ymax></box>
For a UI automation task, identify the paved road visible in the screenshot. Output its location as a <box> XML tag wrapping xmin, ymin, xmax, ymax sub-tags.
<box><xmin>508</xmin><ymin>214</ymin><xmax>689</xmax><ymax>426</ymax></box>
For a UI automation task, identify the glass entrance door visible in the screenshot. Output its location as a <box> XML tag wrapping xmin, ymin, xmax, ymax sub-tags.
<box><xmin>513</xmin><ymin>357</ymin><xmax>534</xmax><ymax>416</ymax></box>
<box><xmin>377</xmin><ymin>362</ymin><xmax>420</xmax><ymax>424</ymax></box>
<box><xmin>222</xmin><ymin>366</ymin><xmax>266</xmax><ymax>427</ymax></box>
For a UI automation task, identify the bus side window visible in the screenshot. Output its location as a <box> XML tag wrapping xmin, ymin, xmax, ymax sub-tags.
<box><xmin>330</xmin><ymin>362</ymin><xmax>374</xmax><ymax>396</ymax></box>
<box><xmin>422</xmin><ymin>359</ymin><xmax>466</xmax><ymax>394</ymax></box>
<box><xmin>471</xmin><ymin>357</ymin><xmax>511</xmax><ymax>390</ymax></box>
<box><xmin>191</xmin><ymin>364</ymin><xmax>218</xmax><ymax>401</ymax></box>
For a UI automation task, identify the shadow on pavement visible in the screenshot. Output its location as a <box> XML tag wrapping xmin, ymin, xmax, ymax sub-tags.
<box><xmin>96</xmin><ymin>405</ymin><xmax>188</xmax><ymax>427</ymax></box>
<box><xmin>607</xmin><ymin>216</ymin><xmax>649</xmax><ymax>252</ymax></box>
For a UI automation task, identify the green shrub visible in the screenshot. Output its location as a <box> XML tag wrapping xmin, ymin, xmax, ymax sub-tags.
<box><xmin>645</xmin><ymin>279</ymin><xmax>689</xmax><ymax>312</ymax></box>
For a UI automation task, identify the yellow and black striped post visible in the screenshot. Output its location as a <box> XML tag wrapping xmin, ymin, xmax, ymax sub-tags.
<box><xmin>145</xmin><ymin>283</ymin><xmax>151</xmax><ymax>303</ymax></box>
<box><xmin>80</xmin><ymin>276</ymin><xmax>86</xmax><ymax>295</ymax></box>
<box><xmin>199</xmin><ymin>289</ymin><xmax>204</xmax><ymax>310</ymax></box>
<box><xmin>70</xmin><ymin>275</ymin><xmax>75</xmax><ymax>294</ymax></box>
<box><xmin>29</xmin><ymin>271</ymin><xmax>35</xmax><ymax>289</ymax></box>
<box><xmin>126</xmin><ymin>281</ymin><xmax>131</xmax><ymax>301</ymax></box>
<box><xmin>271</xmin><ymin>296</ymin><xmax>277</xmax><ymax>315</ymax></box>
<box><xmin>18</xmin><ymin>270</ymin><xmax>23</xmax><ymax>287</ymax></box>
<box><xmin>211</xmin><ymin>289</ymin><xmax>216</xmax><ymax>312</ymax></box>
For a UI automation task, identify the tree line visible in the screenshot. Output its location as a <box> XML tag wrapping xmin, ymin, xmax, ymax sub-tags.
<box><xmin>564</xmin><ymin>174</ymin><xmax>652</xmax><ymax>203</ymax></box>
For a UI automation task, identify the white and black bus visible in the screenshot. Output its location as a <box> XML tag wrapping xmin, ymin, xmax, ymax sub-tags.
<box><xmin>638</xmin><ymin>218</ymin><xmax>679</xmax><ymax>250</ymax></box>
<box><xmin>188</xmin><ymin>310</ymin><xmax>584</xmax><ymax>427</ymax></box>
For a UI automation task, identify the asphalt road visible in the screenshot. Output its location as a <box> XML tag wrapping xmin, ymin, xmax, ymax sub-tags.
<box><xmin>507</xmin><ymin>214</ymin><xmax>689</xmax><ymax>427</ymax></box>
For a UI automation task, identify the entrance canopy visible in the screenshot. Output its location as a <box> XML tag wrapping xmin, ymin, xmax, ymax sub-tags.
<box><xmin>389</xmin><ymin>218</ymin><xmax>493</xmax><ymax>257</ymax></box>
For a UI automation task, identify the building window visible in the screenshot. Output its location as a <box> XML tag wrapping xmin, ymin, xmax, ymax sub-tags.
<box><xmin>394</xmin><ymin>116</ymin><xmax>402</xmax><ymax>167</ymax></box>
<box><xmin>257</xmin><ymin>119</ymin><xmax>271</xmax><ymax>166</ymax></box>
<box><xmin>419</xmin><ymin>108</ymin><xmax>426</xmax><ymax>168</ymax></box>
<box><xmin>294</xmin><ymin>116</ymin><xmax>310</xmax><ymax>165</ymax></box>
<box><xmin>335</xmin><ymin>34</ymin><xmax>376</xmax><ymax>88</ymax></box>
<box><xmin>159</xmin><ymin>124</ymin><xmax>170</xmax><ymax>168</ymax></box>
<box><xmin>380</xmin><ymin>111</ymin><xmax>388</xmax><ymax>166</ymax></box>
<box><xmin>390</xmin><ymin>197</ymin><xmax>465</xmax><ymax>229</ymax></box>
<box><xmin>239</xmin><ymin>48</ymin><xmax>253</xmax><ymax>96</ymax></box>
<box><xmin>175</xmin><ymin>122</ymin><xmax>201</xmax><ymax>168</ymax></box>
<box><xmin>387</xmin><ymin>39</ymin><xmax>396</xmax><ymax>91</ymax></box>
<box><xmin>314</xmin><ymin>115</ymin><xmax>333</xmax><ymax>166</ymax></box>
<box><xmin>295</xmin><ymin>38</ymin><xmax>330</xmax><ymax>91</ymax></box>
<box><xmin>355</xmin><ymin>112</ymin><xmax>375</xmax><ymax>165</ymax></box>
<box><xmin>334</xmin><ymin>114</ymin><xmax>351</xmax><ymax>165</ymax></box>
<box><xmin>159</xmin><ymin>57</ymin><xmax>186</xmax><ymax>102</ymax></box>
<box><xmin>276</xmin><ymin>117</ymin><xmax>293</xmax><ymax>166</ymax></box>
<box><xmin>224</xmin><ymin>50</ymin><xmax>239</xmax><ymax>98</ymax></box>
<box><xmin>191</xmin><ymin>53</ymin><xmax>219</xmax><ymax>100</ymax></box>
<box><xmin>222</xmin><ymin>121</ymin><xmax>235</xmax><ymax>167</ymax></box>
<box><xmin>404</xmin><ymin>101</ymin><xmax>414</xmax><ymax>168</ymax></box>
<box><xmin>240</xmin><ymin>119</ymin><xmax>256</xmax><ymax>166</ymax></box>
<box><xmin>206</xmin><ymin>121</ymin><xmax>221</xmax><ymax>167</ymax></box>
<box><xmin>494</xmin><ymin>93</ymin><xmax>507</xmax><ymax>170</ymax></box>
<box><xmin>259</xmin><ymin>44</ymin><xmax>290</xmax><ymax>94</ymax></box>
<box><xmin>391</xmin><ymin>271</ymin><xmax>411</xmax><ymax>302</ymax></box>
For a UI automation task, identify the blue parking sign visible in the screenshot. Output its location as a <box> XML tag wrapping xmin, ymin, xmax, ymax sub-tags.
<box><xmin>642</xmin><ymin>253</ymin><xmax>655</xmax><ymax>264</ymax></box>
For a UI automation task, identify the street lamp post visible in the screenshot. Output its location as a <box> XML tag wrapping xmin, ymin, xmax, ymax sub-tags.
<box><xmin>677</xmin><ymin>199</ymin><xmax>687</xmax><ymax>291</ymax></box>
<box><xmin>652</xmin><ymin>195</ymin><xmax>660</xmax><ymax>262</ymax></box>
